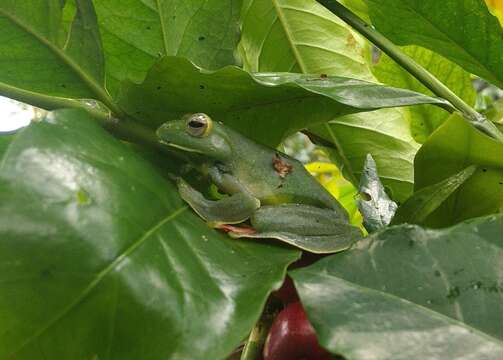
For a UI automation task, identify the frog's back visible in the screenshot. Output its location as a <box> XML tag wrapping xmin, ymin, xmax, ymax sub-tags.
<box><xmin>228</xmin><ymin>133</ymin><xmax>348</xmax><ymax>219</ymax></box>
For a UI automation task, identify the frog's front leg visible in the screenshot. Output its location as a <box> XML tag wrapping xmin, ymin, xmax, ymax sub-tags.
<box><xmin>229</xmin><ymin>204</ymin><xmax>362</xmax><ymax>254</ymax></box>
<box><xmin>177</xmin><ymin>178</ymin><xmax>260</xmax><ymax>226</ymax></box>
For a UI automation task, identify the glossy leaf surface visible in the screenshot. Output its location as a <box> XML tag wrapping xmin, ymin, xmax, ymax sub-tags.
<box><xmin>117</xmin><ymin>57</ymin><xmax>448</xmax><ymax>147</ymax></box>
<box><xmin>291</xmin><ymin>215</ymin><xmax>503</xmax><ymax>359</ymax></box>
<box><xmin>367</xmin><ymin>0</ymin><xmax>503</xmax><ymax>88</ymax></box>
<box><xmin>93</xmin><ymin>0</ymin><xmax>242</xmax><ymax>96</ymax></box>
<box><xmin>0</xmin><ymin>132</ymin><xmax>16</xmax><ymax>156</ymax></box>
<box><xmin>415</xmin><ymin>114</ymin><xmax>503</xmax><ymax>227</ymax></box>
<box><xmin>0</xmin><ymin>0</ymin><xmax>105</xmax><ymax>98</ymax></box>
<box><xmin>0</xmin><ymin>109</ymin><xmax>299</xmax><ymax>360</ymax></box>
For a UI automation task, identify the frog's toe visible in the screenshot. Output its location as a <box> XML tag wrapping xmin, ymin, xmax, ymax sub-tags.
<box><xmin>214</xmin><ymin>223</ymin><xmax>257</xmax><ymax>235</ymax></box>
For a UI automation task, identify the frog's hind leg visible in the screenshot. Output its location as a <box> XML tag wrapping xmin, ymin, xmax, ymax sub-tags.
<box><xmin>229</xmin><ymin>204</ymin><xmax>362</xmax><ymax>254</ymax></box>
<box><xmin>177</xmin><ymin>178</ymin><xmax>260</xmax><ymax>226</ymax></box>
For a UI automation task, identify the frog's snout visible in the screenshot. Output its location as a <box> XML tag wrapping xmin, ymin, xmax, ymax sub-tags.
<box><xmin>156</xmin><ymin>120</ymin><xmax>185</xmax><ymax>144</ymax></box>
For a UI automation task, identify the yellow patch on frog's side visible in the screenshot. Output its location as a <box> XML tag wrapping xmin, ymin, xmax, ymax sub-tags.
<box><xmin>272</xmin><ymin>153</ymin><xmax>293</xmax><ymax>178</ymax></box>
<box><xmin>262</xmin><ymin>193</ymin><xmax>294</xmax><ymax>205</ymax></box>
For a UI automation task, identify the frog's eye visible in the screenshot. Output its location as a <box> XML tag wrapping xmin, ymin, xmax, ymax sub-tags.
<box><xmin>186</xmin><ymin>113</ymin><xmax>212</xmax><ymax>137</ymax></box>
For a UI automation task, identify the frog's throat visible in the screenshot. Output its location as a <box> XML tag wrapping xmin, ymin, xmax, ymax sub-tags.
<box><xmin>164</xmin><ymin>142</ymin><xmax>204</xmax><ymax>153</ymax></box>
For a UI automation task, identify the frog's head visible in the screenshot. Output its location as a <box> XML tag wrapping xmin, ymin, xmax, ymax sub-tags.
<box><xmin>156</xmin><ymin>113</ymin><xmax>232</xmax><ymax>161</ymax></box>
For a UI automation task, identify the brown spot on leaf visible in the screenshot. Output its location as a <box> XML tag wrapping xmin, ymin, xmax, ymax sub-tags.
<box><xmin>346</xmin><ymin>34</ymin><xmax>357</xmax><ymax>48</ymax></box>
<box><xmin>272</xmin><ymin>153</ymin><xmax>293</xmax><ymax>179</ymax></box>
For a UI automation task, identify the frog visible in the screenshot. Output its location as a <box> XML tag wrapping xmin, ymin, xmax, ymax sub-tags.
<box><xmin>156</xmin><ymin>113</ymin><xmax>362</xmax><ymax>253</ymax></box>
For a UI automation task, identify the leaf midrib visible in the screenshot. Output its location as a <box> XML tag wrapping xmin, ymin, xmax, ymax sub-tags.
<box><xmin>8</xmin><ymin>206</ymin><xmax>187</xmax><ymax>358</ymax></box>
<box><xmin>271</xmin><ymin>0</ymin><xmax>308</xmax><ymax>73</ymax></box>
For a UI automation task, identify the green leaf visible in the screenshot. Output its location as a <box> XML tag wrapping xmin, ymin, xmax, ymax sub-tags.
<box><xmin>93</xmin><ymin>0</ymin><xmax>242</xmax><ymax>96</ymax></box>
<box><xmin>358</xmin><ymin>154</ymin><xmax>397</xmax><ymax>232</ymax></box>
<box><xmin>0</xmin><ymin>109</ymin><xmax>299</xmax><ymax>360</ymax></box>
<box><xmin>237</xmin><ymin>0</ymin><xmax>423</xmax><ymax>202</ymax></box>
<box><xmin>415</xmin><ymin>114</ymin><xmax>503</xmax><ymax>227</ymax></box>
<box><xmin>0</xmin><ymin>132</ymin><xmax>16</xmax><ymax>156</ymax></box>
<box><xmin>373</xmin><ymin>46</ymin><xmax>476</xmax><ymax>143</ymax></box>
<box><xmin>291</xmin><ymin>215</ymin><xmax>503</xmax><ymax>358</ymax></box>
<box><xmin>485</xmin><ymin>98</ymin><xmax>503</xmax><ymax>133</ymax></box>
<box><xmin>392</xmin><ymin>165</ymin><xmax>477</xmax><ymax>225</ymax></box>
<box><xmin>238</xmin><ymin>0</ymin><xmax>374</xmax><ymax>79</ymax></box>
<box><xmin>338</xmin><ymin>0</ymin><xmax>370</xmax><ymax>23</ymax></box>
<box><xmin>117</xmin><ymin>56</ymin><xmax>448</xmax><ymax>147</ymax></box>
<box><xmin>310</xmin><ymin>108</ymin><xmax>420</xmax><ymax>203</ymax></box>
<box><xmin>0</xmin><ymin>0</ymin><xmax>106</xmax><ymax>99</ymax></box>
<box><xmin>366</xmin><ymin>0</ymin><xmax>503</xmax><ymax>88</ymax></box>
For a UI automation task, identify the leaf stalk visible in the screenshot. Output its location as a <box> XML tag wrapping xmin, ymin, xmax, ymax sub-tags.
<box><xmin>0</xmin><ymin>81</ymin><xmax>158</xmax><ymax>148</ymax></box>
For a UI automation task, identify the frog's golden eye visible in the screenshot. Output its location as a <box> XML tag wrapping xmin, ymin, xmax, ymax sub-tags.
<box><xmin>186</xmin><ymin>113</ymin><xmax>212</xmax><ymax>137</ymax></box>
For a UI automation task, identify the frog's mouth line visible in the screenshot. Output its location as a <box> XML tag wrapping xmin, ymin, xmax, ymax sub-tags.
<box><xmin>163</xmin><ymin>142</ymin><xmax>203</xmax><ymax>154</ymax></box>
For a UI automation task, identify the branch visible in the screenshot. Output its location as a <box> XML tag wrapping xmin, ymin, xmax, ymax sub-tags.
<box><xmin>0</xmin><ymin>81</ymin><xmax>158</xmax><ymax>148</ymax></box>
<box><xmin>316</xmin><ymin>0</ymin><xmax>503</xmax><ymax>141</ymax></box>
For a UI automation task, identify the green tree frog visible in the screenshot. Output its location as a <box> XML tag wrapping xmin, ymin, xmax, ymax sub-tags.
<box><xmin>157</xmin><ymin>113</ymin><xmax>362</xmax><ymax>253</ymax></box>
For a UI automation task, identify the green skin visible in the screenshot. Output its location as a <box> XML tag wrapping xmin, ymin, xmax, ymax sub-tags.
<box><xmin>157</xmin><ymin>114</ymin><xmax>361</xmax><ymax>253</ymax></box>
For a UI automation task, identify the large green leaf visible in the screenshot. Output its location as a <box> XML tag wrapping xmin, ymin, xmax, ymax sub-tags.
<box><xmin>238</xmin><ymin>0</ymin><xmax>422</xmax><ymax>202</ymax></box>
<box><xmin>0</xmin><ymin>109</ymin><xmax>299</xmax><ymax>359</ymax></box>
<box><xmin>415</xmin><ymin>114</ymin><xmax>503</xmax><ymax>227</ymax></box>
<box><xmin>117</xmin><ymin>56</ymin><xmax>448</xmax><ymax>147</ymax></box>
<box><xmin>238</xmin><ymin>0</ymin><xmax>373</xmax><ymax>79</ymax></box>
<box><xmin>366</xmin><ymin>0</ymin><xmax>503</xmax><ymax>88</ymax></box>
<box><xmin>391</xmin><ymin>165</ymin><xmax>477</xmax><ymax>225</ymax></box>
<box><xmin>373</xmin><ymin>46</ymin><xmax>476</xmax><ymax>143</ymax></box>
<box><xmin>93</xmin><ymin>0</ymin><xmax>242</xmax><ymax>96</ymax></box>
<box><xmin>291</xmin><ymin>215</ymin><xmax>503</xmax><ymax>358</ymax></box>
<box><xmin>0</xmin><ymin>0</ymin><xmax>106</xmax><ymax>99</ymax></box>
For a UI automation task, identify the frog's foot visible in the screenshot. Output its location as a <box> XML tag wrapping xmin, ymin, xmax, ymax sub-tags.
<box><xmin>177</xmin><ymin>178</ymin><xmax>259</xmax><ymax>224</ymax></box>
<box><xmin>230</xmin><ymin>204</ymin><xmax>363</xmax><ymax>253</ymax></box>
<box><xmin>229</xmin><ymin>230</ymin><xmax>362</xmax><ymax>254</ymax></box>
<box><xmin>214</xmin><ymin>223</ymin><xmax>257</xmax><ymax>235</ymax></box>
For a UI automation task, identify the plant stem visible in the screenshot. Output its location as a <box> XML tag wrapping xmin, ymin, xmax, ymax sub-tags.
<box><xmin>240</xmin><ymin>302</ymin><xmax>277</xmax><ymax>360</ymax></box>
<box><xmin>0</xmin><ymin>81</ymin><xmax>159</xmax><ymax>148</ymax></box>
<box><xmin>317</xmin><ymin>0</ymin><xmax>503</xmax><ymax>141</ymax></box>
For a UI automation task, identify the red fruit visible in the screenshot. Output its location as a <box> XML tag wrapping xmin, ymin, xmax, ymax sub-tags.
<box><xmin>272</xmin><ymin>276</ymin><xmax>299</xmax><ymax>304</ymax></box>
<box><xmin>263</xmin><ymin>301</ymin><xmax>331</xmax><ymax>360</ymax></box>
<box><xmin>291</xmin><ymin>252</ymin><xmax>327</xmax><ymax>269</ymax></box>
